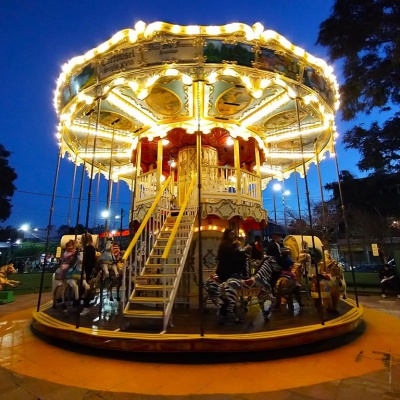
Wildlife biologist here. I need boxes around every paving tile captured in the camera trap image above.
[1,387,37,400]
[291,380,340,400]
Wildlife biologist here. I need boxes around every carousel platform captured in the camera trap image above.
[31,292,363,354]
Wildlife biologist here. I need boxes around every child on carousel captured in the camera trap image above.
[59,239,77,280]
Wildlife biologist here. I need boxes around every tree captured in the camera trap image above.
[317,1,400,174]
[0,144,17,222]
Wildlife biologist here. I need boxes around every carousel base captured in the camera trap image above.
[31,293,363,354]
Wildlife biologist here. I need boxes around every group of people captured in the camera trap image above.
[215,229,299,291]
[215,227,400,301]
[58,232,98,316]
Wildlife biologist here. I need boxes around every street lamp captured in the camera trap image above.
[273,184,291,234]
[282,189,290,234]
[19,224,41,241]
[101,210,110,232]
[273,183,282,228]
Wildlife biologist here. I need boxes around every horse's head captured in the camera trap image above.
[104,237,113,251]
[298,252,311,264]
[327,261,343,278]
[69,249,84,271]
[2,264,16,275]
[253,256,274,284]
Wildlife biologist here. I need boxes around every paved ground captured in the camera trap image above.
[0,292,400,399]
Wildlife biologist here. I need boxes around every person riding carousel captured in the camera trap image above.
[216,228,251,282]
[59,239,77,280]
[280,247,301,286]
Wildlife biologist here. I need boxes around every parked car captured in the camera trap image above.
[354,264,381,273]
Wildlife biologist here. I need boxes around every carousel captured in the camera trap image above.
[31,21,363,353]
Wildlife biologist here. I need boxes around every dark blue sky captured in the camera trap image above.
[1,0,364,230]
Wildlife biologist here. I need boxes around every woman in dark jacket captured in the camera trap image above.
[80,232,97,316]
[216,228,250,282]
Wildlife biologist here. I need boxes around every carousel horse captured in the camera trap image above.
[318,250,347,299]
[274,262,304,310]
[0,263,21,291]
[310,273,341,315]
[309,271,341,317]
[203,256,253,311]
[217,256,279,323]
[52,250,90,309]
[203,273,221,307]
[98,237,119,279]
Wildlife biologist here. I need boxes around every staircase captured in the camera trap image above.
[123,175,197,331]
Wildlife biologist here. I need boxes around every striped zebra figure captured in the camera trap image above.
[218,277,244,324]
[242,256,277,320]
[203,274,221,307]
[248,256,303,311]
[217,257,277,323]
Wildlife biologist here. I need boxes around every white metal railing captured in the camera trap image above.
[160,174,197,332]
[121,177,172,311]
[201,165,261,205]
[135,170,158,205]
[134,166,261,208]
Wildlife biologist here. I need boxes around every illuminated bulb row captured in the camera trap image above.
[77,152,129,159]
[106,92,157,129]
[264,123,327,144]
[69,122,132,144]
[194,226,225,233]
[264,151,315,159]
[241,92,290,127]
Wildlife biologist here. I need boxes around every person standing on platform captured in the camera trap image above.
[266,233,283,265]
[250,235,263,261]
[216,228,251,282]
[80,232,97,317]
[266,232,284,295]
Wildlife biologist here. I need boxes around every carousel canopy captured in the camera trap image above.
[54,21,339,187]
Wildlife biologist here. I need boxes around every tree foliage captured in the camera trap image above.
[0,144,17,222]
[317,1,400,174]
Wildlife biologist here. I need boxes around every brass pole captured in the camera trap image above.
[332,140,359,307]
[295,97,324,324]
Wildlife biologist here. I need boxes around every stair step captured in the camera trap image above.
[140,273,177,278]
[129,296,169,303]
[135,284,173,290]
[124,309,164,318]
[145,263,179,268]
[148,254,183,259]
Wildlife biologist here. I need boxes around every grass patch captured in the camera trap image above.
[4,273,53,296]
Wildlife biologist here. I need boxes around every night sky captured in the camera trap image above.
[1,0,365,231]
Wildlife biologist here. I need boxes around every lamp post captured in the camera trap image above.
[282,189,290,234]
[101,210,110,234]
[273,183,281,229]
[273,184,290,234]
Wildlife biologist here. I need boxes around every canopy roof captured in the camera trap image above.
[54,21,339,187]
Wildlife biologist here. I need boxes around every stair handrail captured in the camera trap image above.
[121,176,171,263]
[160,174,197,332]
[161,174,197,260]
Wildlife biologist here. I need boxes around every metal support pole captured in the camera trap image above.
[332,141,359,307]
[37,148,62,311]
[295,97,323,324]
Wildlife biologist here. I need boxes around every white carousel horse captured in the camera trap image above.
[98,237,119,279]
[0,264,21,291]
[52,250,90,308]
